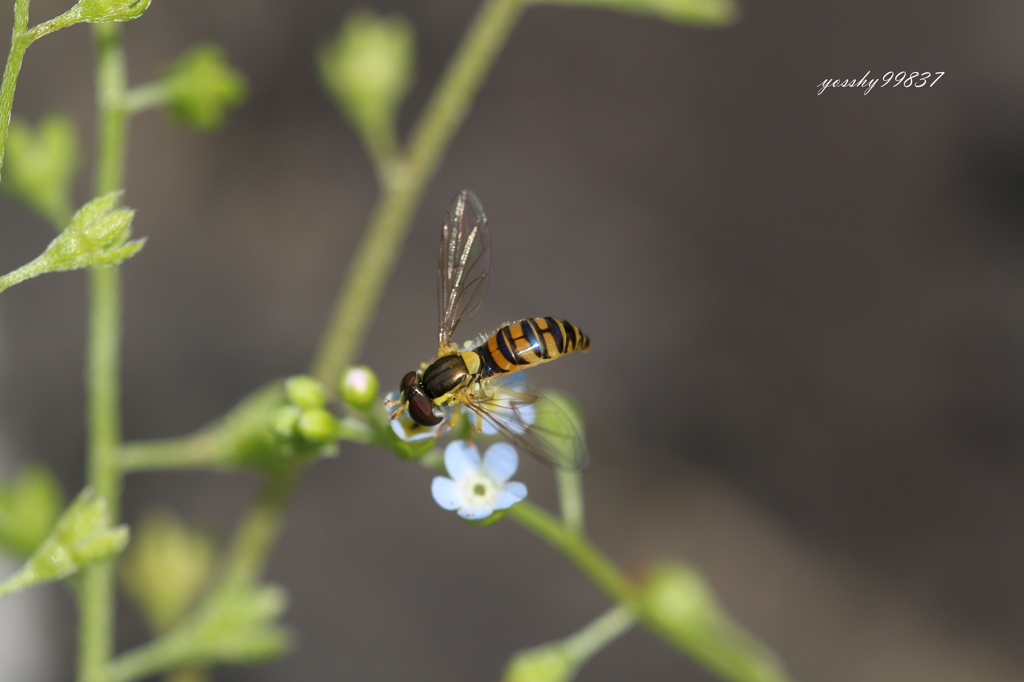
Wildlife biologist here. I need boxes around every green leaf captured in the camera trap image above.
[0,488,129,599]
[0,464,64,557]
[120,510,216,634]
[162,44,248,131]
[186,581,292,663]
[2,114,78,228]
[0,191,146,294]
[318,9,416,164]
[536,0,739,26]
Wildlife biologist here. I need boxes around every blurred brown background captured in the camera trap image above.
[1,0,1023,680]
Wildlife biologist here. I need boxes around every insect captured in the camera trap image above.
[389,190,591,470]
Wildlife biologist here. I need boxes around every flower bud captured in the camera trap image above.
[70,0,151,23]
[0,464,63,557]
[318,9,415,158]
[640,562,716,630]
[268,405,302,442]
[297,408,340,444]
[339,365,379,411]
[120,511,215,633]
[13,489,128,587]
[639,562,788,679]
[2,115,78,228]
[504,645,575,682]
[284,375,327,409]
[162,44,248,131]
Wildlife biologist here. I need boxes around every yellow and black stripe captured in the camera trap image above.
[473,317,590,379]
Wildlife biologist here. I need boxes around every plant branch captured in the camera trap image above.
[77,21,129,682]
[0,0,34,181]
[311,0,526,387]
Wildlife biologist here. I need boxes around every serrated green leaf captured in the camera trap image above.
[0,192,145,294]
[0,488,129,599]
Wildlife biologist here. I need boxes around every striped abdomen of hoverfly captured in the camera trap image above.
[472,317,590,380]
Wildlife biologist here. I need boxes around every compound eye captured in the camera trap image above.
[407,390,443,426]
[400,371,418,391]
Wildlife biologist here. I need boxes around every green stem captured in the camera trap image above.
[119,434,230,471]
[0,0,33,181]
[556,469,585,534]
[107,632,200,682]
[507,501,636,606]
[92,22,128,197]
[310,0,526,386]
[124,80,171,114]
[78,21,129,682]
[219,465,300,586]
[561,603,635,662]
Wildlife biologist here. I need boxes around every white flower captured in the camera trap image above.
[473,380,535,437]
[431,441,527,520]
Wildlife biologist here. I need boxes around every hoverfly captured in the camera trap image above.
[388,190,591,471]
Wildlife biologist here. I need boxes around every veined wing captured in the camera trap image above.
[438,190,490,350]
[463,384,588,471]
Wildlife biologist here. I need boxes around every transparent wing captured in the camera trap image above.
[463,384,588,471]
[438,190,490,349]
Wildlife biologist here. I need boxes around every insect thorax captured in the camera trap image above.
[421,353,472,402]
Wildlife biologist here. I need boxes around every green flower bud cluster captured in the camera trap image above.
[160,44,248,131]
[1,115,78,228]
[269,376,341,458]
[0,191,146,294]
[318,9,415,165]
[0,489,129,598]
[0,464,64,557]
[120,511,216,634]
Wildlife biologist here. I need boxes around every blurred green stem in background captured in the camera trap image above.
[77,20,129,682]
[311,0,525,387]
[195,0,532,626]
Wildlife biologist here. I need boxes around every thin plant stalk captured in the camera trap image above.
[77,20,129,682]
[216,0,530,596]
[311,0,525,387]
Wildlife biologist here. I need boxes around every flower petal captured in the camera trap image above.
[457,506,493,520]
[431,477,462,510]
[390,414,436,442]
[494,481,527,510]
[444,440,481,481]
[482,442,519,482]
